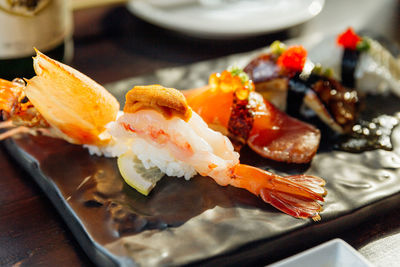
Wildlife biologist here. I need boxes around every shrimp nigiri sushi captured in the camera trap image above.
[0,50,120,154]
[109,85,327,220]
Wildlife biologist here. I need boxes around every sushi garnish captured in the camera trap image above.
[277,45,308,73]
[337,27,367,51]
[124,84,192,121]
[118,150,165,195]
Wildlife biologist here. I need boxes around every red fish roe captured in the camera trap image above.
[276,46,307,72]
[337,27,361,50]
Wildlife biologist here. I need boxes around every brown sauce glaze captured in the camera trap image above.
[310,77,360,133]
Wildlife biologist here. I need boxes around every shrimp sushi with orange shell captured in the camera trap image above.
[0,49,120,150]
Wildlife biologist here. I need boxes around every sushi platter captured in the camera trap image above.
[2,30,400,266]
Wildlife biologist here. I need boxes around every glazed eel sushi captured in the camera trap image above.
[244,41,361,134]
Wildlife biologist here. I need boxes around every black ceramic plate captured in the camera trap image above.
[4,41,400,266]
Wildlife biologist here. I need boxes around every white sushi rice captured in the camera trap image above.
[84,138,127,158]
[355,37,400,96]
[84,111,129,157]
[85,134,197,180]
[130,138,197,180]
[89,115,197,180]
[355,51,392,95]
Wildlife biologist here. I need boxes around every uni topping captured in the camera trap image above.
[124,85,192,121]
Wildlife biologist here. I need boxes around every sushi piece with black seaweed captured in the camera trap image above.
[244,41,361,134]
[337,27,400,96]
[287,68,361,134]
[244,41,307,111]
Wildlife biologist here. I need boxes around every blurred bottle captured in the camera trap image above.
[0,0,73,80]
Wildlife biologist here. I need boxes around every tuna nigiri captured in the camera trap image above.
[184,68,321,163]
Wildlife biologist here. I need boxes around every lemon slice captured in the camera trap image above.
[117,150,165,195]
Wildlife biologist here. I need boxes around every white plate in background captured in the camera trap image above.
[127,0,325,39]
[268,239,374,267]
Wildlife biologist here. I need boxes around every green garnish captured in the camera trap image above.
[311,63,334,78]
[356,38,371,52]
[228,65,250,85]
[270,40,287,56]
[312,64,323,75]
[323,68,334,78]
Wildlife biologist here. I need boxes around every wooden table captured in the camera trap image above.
[1,0,400,266]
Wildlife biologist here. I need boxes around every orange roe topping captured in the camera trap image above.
[337,27,361,50]
[209,69,255,100]
[276,46,307,72]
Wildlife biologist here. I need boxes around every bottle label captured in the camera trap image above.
[0,0,73,59]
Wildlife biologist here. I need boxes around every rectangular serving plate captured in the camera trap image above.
[3,34,400,266]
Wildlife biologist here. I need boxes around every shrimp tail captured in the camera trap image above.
[231,164,326,220]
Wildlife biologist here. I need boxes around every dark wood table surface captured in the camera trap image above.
[1,1,400,266]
